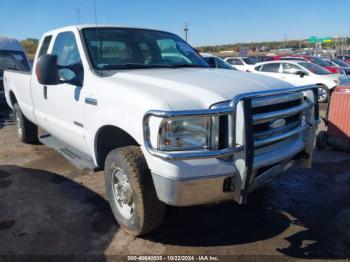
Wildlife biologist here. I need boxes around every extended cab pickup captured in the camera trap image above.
[4,25,319,236]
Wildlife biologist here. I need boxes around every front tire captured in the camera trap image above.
[13,103,38,144]
[104,146,166,236]
[318,85,330,103]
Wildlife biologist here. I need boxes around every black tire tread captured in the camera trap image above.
[13,103,38,144]
[105,146,165,236]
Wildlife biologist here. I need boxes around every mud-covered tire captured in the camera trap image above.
[316,131,328,150]
[104,146,166,236]
[13,103,38,144]
[318,85,330,103]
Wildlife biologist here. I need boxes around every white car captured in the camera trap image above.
[224,57,256,71]
[253,60,342,102]
[4,25,319,236]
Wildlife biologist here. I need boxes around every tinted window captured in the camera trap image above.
[38,35,52,58]
[215,57,235,69]
[282,63,303,74]
[0,50,30,76]
[309,57,328,67]
[227,58,243,65]
[332,59,349,67]
[52,31,82,81]
[82,28,208,70]
[261,63,280,73]
[299,62,332,75]
[242,57,255,65]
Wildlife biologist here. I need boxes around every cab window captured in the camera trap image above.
[51,31,82,82]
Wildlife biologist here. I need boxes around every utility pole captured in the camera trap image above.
[184,23,189,42]
[284,34,287,49]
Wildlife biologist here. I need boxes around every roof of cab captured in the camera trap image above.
[0,36,24,52]
[44,24,169,36]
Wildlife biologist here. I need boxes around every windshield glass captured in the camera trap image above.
[333,59,349,67]
[0,50,30,77]
[309,57,329,67]
[242,57,255,65]
[299,62,332,75]
[82,28,209,70]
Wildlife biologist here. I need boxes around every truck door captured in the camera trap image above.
[33,31,87,153]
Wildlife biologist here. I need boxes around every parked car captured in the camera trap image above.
[254,60,342,102]
[276,55,346,75]
[224,57,256,71]
[0,36,31,104]
[4,25,319,236]
[337,55,350,65]
[200,53,237,70]
[321,58,350,75]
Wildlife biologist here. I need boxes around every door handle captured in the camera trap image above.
[43,86,47,99]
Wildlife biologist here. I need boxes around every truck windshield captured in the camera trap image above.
[82,28,209,70]
[0,50,30,77]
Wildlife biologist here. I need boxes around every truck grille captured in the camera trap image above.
[251,92,311,155]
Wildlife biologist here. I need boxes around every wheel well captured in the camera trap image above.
[95,125,139,168]
[9,91,17,107]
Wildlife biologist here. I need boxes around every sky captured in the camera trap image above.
[1,0,349,46]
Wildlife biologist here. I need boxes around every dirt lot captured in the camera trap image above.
[0,105,350,260]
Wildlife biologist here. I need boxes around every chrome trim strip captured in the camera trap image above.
[254,124,310,148]
[254,121,300,139]
[143,85,318,160]
[253,102,313,124]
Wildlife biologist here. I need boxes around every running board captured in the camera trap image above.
[39,134,96,171]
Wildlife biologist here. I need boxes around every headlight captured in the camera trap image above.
[158,116,213,151]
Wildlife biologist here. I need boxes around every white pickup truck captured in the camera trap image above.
[3,25,319,236]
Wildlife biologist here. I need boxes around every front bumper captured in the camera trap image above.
[152,158,300,206]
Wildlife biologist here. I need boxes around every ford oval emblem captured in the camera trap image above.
[269,119,286,130]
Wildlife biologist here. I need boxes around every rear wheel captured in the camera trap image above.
[318,85,330,103]
[104,146,166,236]
[13,103,38,144]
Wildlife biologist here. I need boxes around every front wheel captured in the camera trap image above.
[104,146,166,236]
[318,85,330,103]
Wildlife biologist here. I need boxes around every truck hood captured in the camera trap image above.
[105,68,295,110]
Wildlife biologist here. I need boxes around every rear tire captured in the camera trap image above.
[13,103,38,144]
[318,85,330,103]
[104,146,166,236]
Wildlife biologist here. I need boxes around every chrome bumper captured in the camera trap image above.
[151,172,235,206]
[152,158,300,206]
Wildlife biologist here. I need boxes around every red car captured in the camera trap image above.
[276,55,345,74]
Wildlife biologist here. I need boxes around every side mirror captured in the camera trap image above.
[36,54,59,85]
[58,63,84,87]
[295,71,306,78]
[207,57,216,68]
[35,54,84,87]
